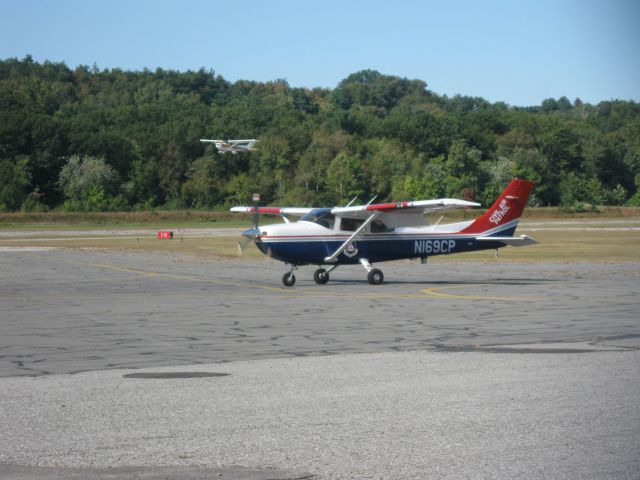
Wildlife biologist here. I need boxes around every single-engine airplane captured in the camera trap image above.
[200,138,259,154]
[231,179,537,286]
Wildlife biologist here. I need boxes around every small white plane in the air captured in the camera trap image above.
[231,179,538,286]
[200,138,259,154]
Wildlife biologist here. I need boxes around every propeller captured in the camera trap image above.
[238,207,261,255]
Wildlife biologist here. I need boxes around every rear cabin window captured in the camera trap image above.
[371,220,393,232]
[340,217,364,231]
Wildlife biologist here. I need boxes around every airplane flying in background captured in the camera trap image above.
[200,138,259,154]
[231,179,538,286]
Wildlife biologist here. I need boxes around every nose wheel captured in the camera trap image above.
[282,265,298,287]
[282,272,295,287]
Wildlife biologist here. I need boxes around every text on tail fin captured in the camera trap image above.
[460,179,534,235]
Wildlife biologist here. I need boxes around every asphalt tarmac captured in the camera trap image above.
[1,248,639,478]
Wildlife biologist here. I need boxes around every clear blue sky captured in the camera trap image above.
[1,0,638,106]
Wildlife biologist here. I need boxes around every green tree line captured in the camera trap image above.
[1,55,639,212]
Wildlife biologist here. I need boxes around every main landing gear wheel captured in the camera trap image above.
[313,268,329,284]
[282,272,296,287]
[367,268,384,285]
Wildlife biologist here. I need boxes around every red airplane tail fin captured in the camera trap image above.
[460,179,534,235]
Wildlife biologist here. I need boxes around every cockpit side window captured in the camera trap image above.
[338,217,394,232]
[301,209,335,229]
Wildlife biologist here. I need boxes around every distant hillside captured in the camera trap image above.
[1,56,639,211]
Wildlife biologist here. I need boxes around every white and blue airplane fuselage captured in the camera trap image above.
[232,179,537,286]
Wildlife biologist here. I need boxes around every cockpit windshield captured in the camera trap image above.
[301,208,335,229]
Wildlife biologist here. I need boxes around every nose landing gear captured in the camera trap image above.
[282,264,298,287]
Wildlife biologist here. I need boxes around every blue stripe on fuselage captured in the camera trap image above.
[256,236,509,265]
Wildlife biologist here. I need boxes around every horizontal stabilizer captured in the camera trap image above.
[475,235,538,247]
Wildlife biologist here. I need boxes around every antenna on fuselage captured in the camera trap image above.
[345,196,359,208]
[366,195,378,206]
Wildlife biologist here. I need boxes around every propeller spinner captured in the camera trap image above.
[238,208,261,254]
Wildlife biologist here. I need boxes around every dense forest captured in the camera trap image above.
[1,55,639,212]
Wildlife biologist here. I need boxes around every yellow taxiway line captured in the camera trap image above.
[37,253,542,302]
[421,284,540,301]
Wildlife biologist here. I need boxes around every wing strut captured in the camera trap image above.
[324,212,379,263]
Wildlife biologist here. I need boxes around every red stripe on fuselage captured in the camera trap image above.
[260,232,476,240]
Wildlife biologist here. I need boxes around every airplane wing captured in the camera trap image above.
[200,139,257,144]
[229,139,259,149]
[332,199,480,218]
[230,206,313,217]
